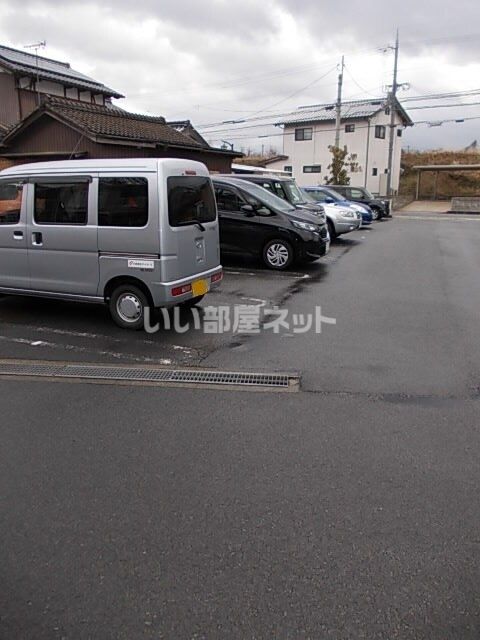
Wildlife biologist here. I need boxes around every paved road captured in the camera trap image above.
[1,216,480,639]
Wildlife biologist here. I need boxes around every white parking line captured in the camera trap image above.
[0,334,170,364]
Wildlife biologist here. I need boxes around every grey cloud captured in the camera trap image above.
[3,0,279,41]
[276,0,480,58]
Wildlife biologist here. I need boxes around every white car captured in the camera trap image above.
[322,202,362,239]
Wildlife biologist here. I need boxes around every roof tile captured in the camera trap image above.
[0,44,122,98]
[44,97,204,148]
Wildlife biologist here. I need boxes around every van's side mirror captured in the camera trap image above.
[241,204,255,216]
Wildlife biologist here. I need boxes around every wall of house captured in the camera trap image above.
[0,157,15,171]
[1,70,107,128]
[2,116,234,173]
[266,109,406,194]
[18,89,39,121]
[0,69,20,126]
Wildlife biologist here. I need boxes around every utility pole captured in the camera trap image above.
[386,30,399,198]
[334,56,344,149]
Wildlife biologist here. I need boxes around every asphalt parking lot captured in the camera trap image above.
[0,232,365,368]
[4,215,480,638]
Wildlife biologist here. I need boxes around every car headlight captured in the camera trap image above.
[339,210,355,218]
[291,220,318,232]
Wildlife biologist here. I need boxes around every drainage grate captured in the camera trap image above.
[0,360,299,391]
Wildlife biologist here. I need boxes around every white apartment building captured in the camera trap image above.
[265,98,412,194]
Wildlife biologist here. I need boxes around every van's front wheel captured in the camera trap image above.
[109,284,149,330]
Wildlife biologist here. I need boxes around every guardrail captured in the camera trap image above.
[450,197,480,213]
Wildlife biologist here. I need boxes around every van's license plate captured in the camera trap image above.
[192,279,209,296]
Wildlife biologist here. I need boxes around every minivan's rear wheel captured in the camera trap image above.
[263,239,293,270]
[109,284,150,330]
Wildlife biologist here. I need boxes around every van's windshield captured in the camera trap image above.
[168,176,216,227]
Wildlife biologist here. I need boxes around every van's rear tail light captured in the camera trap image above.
[211,272,223,284]
[184,170,197,175]
[171,284,192,297]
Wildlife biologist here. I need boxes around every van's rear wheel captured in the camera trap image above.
[109,284,149,330]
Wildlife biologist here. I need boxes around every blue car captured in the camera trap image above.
[303,186,374,226]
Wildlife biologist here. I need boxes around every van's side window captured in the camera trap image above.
[168,176,216,227]
[0,181,23,225]
[34,183,88,225]
[98,178,148,227]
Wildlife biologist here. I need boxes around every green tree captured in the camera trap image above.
[324,146,361,185]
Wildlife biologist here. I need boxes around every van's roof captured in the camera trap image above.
[220,173,295,182]
[0,158,209,177]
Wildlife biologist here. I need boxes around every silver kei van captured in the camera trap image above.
[0,158,223,329]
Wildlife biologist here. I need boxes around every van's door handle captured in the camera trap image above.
[32,232,43,246]
[13,231,24,240]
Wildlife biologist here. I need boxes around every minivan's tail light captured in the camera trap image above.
[211,272,223,284]
[171,284,192,297]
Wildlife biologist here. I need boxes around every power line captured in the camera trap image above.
[243,65,338,120]
[205,115,480,144]
[407,101,480,110]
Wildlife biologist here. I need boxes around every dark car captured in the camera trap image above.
[222,173,327,222]
[213,177,329,270]
[326,185,390,218]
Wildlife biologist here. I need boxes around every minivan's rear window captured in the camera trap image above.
[0,181,23,225]
[167,176,216,227]
[99,178,148,227]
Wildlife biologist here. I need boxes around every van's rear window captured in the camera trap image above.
[99,178,148,227]
[167,176,216,227]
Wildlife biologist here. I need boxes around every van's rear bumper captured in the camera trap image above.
[153,265,223,307]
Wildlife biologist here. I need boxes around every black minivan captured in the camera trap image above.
[213,177,329,270]
[226,173,327,221]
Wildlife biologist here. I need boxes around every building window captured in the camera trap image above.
[397,129,403,137]
[384,169,389,174]
[375,125,386,139]
[372,168,378,176]
[295,127,313,141]
[0,181,23,225]
[34,182,88,225]
[283,165,292,173]
[385,107,391,115]
[345,124,355,133]
[99,178,149,227]
[303,165,321,173]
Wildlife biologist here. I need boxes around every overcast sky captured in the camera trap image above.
[1,0,479,153]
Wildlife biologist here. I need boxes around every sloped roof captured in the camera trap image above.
[2,96,239,155]
[167,120,210,148]
[0,44,123,98]
[277,97,412,126]
[263,154,289,165]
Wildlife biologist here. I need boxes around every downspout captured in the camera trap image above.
[16,75,23,120]
[364,118,371,188]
